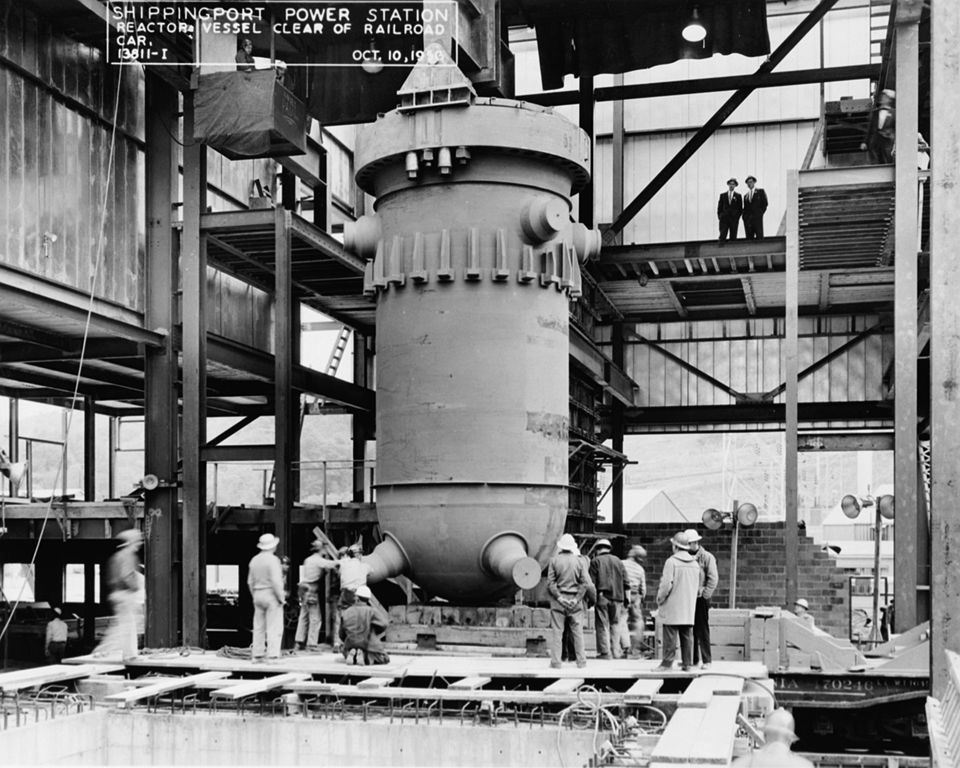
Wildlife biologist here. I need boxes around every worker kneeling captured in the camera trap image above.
[339,585,391,665]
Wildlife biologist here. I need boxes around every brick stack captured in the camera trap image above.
[598,522,854,638]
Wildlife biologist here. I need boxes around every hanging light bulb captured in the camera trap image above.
[361,39,384,75]
[682,6,707,44]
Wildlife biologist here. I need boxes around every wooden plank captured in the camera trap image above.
[679,676,744,708]
[747,617,764,661]
[105,672,231,708]
[709,609,752,626]
[649,708,707,762]
[385,625,555,648]
[763,616,780,672]
[210,673,309,700]
[709,626,746,646]
[624,678,663,702]
[781,616,863,670]
[0,663,124,693]
[712,646,745,662]
[356,677,395,689]
[283,682,625,706]
[686,696,742,764]
[448,676,491,690]
[543,678,584,694]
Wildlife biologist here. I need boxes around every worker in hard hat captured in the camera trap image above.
[656,531,702,670]
[339,585,391,665]
[295,539,337,651]
[247,533,285,661]
[731,708,813,767]
[590,538,630,659]
[793,598,815,629]
[94,528,143,662]
[620,545,647,658]
[684,528,718,669]
[547,533,592,668]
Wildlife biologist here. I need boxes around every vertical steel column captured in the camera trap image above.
[7,398,18,460]
[611,323,625,531]
[893,8,921,632]
[578,73,594,228]
[83,398,95,501]
[314,146,329,229]
[181,91,208,647]
[930,0,960,698]
[612,74,624,244]
[83,561,96,649]
[107,416,116,501]
[143,77,180,647]
[784,170,800,607]
[274,207,295,563]
[352,333,369,504]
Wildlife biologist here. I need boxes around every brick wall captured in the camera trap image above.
[598,522,854,637]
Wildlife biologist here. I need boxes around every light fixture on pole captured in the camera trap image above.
[702,500,759,608]
[361,39,384,75]
[838,493,893,645]
[682,6,707,44]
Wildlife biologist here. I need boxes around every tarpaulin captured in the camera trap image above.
[532,0,770,90]
[194,70,308,159]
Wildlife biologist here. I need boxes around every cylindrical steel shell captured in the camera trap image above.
[356,98,591,602]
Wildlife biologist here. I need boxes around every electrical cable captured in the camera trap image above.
[556,684,622,768]
[0,37,128,647]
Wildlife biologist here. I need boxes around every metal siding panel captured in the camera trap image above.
[648,342,665,407]
[797,336,813,401]
[848,336,867,401]
[23,77,39,277]
[810,335,829,403]
[664,342,683,407]
[829,335,848,402]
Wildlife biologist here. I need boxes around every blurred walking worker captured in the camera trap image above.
[95,528,143,661]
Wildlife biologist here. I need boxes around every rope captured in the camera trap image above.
[0,28,127,646]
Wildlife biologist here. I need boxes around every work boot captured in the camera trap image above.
[295,641,305,651]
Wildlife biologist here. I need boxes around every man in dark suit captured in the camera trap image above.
[717,178,743,242]
[742,175,769,239]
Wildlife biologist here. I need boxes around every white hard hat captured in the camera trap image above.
[683,528,703,543]
[257,533,280,550]
[794,598,809,610]
[117,529,143,547]
[355,585,373,600]
[595,538,612,551]
[557,534,578,552]
[763,708,798,743]
[672,532,691,550]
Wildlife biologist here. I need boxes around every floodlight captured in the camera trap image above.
[840,494,861,519]
[141,474,160,491]
[878,494,895,520]
[702,508,724,530]
[736,502,759,526]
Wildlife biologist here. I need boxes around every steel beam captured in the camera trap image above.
[622,402,892,428]
[143,76,180,648]
[607,0,841,239]
[797,433,894,452]
[893,11,921,633]
[274,207,295,565]
[181,92,208,648]
[83,397,96,501]
[930,0,960,699]
[8,398,18,460]
[785,170,801,607]
[201,444,276,463]
[520,65,880,107]
[352,333,373,503]
[611,323,625,531]
[579,72,595,228]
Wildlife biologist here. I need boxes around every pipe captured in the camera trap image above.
[480,533,541,590]
[363,532,410,583]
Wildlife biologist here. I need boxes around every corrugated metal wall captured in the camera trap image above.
[0,0,145,311]
[622,315,892,408]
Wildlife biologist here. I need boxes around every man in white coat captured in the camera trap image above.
[655,531,702,670]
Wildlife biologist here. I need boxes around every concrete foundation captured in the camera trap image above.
[2,710,595,766]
